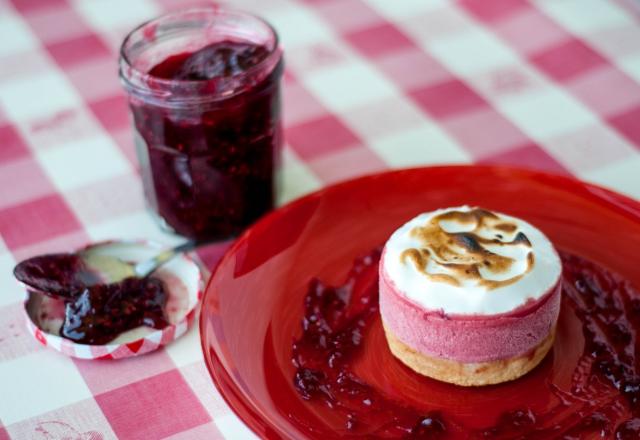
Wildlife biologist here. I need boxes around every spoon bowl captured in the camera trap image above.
[14,240,196,293]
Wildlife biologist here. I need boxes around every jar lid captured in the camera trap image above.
[21,240,204,360]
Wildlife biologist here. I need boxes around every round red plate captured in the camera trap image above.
[200,166,640,439]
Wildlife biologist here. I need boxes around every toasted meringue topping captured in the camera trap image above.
[399,208,534,290]
[382,206,561,315]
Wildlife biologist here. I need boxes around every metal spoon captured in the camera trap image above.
[14,240,197,295]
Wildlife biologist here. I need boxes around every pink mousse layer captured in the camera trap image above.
[379,252,562,364]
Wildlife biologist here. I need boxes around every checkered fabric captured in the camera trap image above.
[1,0,639,438]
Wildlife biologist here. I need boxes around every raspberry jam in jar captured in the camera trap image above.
[120,8,283,240]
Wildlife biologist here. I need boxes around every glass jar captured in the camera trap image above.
[119,8,283,240]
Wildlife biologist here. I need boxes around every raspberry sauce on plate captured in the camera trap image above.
[292,249,640,438]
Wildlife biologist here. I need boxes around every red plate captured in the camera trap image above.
[200,166,640,439]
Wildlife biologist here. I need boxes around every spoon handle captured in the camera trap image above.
[134,240,198,278]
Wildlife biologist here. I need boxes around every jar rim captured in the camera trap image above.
[119,6,282,105]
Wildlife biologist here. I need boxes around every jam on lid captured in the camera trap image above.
[58,276,169,345]
[16,253,170,345]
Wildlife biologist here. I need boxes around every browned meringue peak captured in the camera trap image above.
[400,208,534,290]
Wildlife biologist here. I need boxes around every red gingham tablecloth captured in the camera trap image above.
[1,0,640,438]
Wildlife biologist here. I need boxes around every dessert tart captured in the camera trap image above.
[379,206,562,386]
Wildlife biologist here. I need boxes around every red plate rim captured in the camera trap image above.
[198,164,640,438]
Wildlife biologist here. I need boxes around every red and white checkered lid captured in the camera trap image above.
[20,240,203,360]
